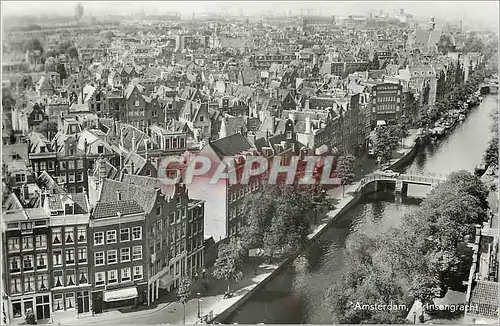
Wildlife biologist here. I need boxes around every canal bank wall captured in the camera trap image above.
[212,136,423,323]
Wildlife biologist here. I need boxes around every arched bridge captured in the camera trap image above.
[358,172,448,193]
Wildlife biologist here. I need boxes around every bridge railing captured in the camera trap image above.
[359,172,448,187]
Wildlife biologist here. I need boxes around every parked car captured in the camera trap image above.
[381,169,400,177]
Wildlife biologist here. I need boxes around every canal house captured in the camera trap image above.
[2,203,52,324]
[89,198,148,313]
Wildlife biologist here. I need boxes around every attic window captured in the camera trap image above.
[286,131,292,140]
[97,145,104,154]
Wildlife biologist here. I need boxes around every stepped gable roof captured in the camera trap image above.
[92,200,144,219]
[99,178,157,214]
[469,281,498,318]
[209,133,255,160]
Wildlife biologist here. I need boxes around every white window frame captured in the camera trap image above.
[120,228,130,242]
[132,227,142,240]
[120,248,131,262]
[107,250,117,264]
[95,272,105,286]
[132,246,142,260]
[108,270,118,284]
[133,266,143,280]
[121,267,131,282]
[94,232,104,245]
[106,230,117,244]
[94,252,104,266]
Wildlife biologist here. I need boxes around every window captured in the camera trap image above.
[8,238,20,252]
[120,228,130,242]
[78,248,87,263]
[65,293,75,309]
[107,250,117,264]
[93,271,106,288]
[94,232,104,245]
[77,226,86,243]
[65,228,74,244]
[66,249,75,264]
[23,255,34,271]
[121,268,131,282]
[199,116,205,122]
[59,161,66,170]
[66,269,76,286]
[132,227,142,240]
[108,270,118,284]
[23,275,35,293]
[134,100,139,107]
[76,172,83,182]
[10,277,22,295]
[53,294,63,311]
[53,250,62,266]
[94,252,104,266]
[132,246,142,260]
[35,235,47,248]
[156,206,162,216]
[37,274,48,291]
[53,271,63,288]
[97,145,104,154]
[36,253,47,270]
[120,248,130,262]
[68,161,75,169]
[106,230,117,244]
[9,257,21,273]
[133,266,143,280]
[78,268,88,284]
[22,236,33,250]
[52,228,62,245]
[76,160,83,169]
[15,174,26,183]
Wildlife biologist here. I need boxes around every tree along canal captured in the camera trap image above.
[223,95,496,324]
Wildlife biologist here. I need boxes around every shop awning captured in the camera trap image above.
[103,287,138,302]
[315,144,329,156]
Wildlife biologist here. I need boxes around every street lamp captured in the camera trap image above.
[197,293,202,318]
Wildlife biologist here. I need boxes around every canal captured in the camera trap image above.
[224,95,497,324]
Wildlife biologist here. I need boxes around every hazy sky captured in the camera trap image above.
[2,1,499,25]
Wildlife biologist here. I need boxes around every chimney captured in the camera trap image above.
[131,130,136,152]
[304,99,310,111]
[305,116,311,134]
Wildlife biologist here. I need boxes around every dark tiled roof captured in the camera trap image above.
[99,179,157,214]
[469,281,499,318]
[209,133,255,159]
[92,200,144,219]
[121,174,178,198]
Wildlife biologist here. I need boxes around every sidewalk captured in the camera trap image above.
[44,130,420,325]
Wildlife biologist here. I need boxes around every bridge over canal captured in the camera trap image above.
[358,172,448,194]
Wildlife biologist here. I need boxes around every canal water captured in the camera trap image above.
[224,95,497,324]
